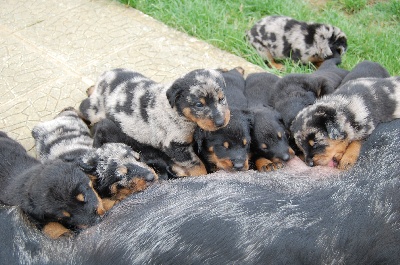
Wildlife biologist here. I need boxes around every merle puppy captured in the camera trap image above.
[0,132,105,239]
[246,15,347,69]
[32,108,157,208]
[291,76,400,169]
[79,68,230,177]
[1,119,399,264]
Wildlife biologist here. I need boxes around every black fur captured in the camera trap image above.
[0,132,103,234]
[0,119,399,264]
[339,60,390,86]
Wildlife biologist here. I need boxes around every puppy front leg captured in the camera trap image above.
[255,157,284,172]
[338,140,362,170]
[42,222,72,239]
[165,142,207,177]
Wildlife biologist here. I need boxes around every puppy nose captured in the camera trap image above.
[145,172,156,182]
[233,162,244,170]
[214,117,225,127]
[281,153,290,162]
[307,159,314,167]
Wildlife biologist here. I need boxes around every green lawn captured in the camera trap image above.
[121,0,399,75]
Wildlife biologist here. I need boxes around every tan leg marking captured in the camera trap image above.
[42,222,72,239]
[256,157,284,172]
[338,140,362,170]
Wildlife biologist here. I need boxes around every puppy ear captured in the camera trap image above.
[166,80,185,108]
[193,127,206,153]
[326,121,345,140]
[315,76,334,96]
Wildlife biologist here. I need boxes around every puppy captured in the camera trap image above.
[79,68,230,177]
[340,60,390,86]
[291,76,400,169]
[0,132,105,239]
[194,108,251,172]
[1,119,399,264]
[92,118,175,180]
[218,67,247,110]
[244,72,294,171]
[246,15,347,69]
[269,57,349,131]
[32,108,157,209]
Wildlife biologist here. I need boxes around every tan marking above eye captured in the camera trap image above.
[277,132,282,139]
[117,166,128,175]
[224,142,229,148]
[200,98,206,105]
[309,139,315,147]
[243,138,247,145]
[208,146,214,152]
[76,193,85,202]
[261,143,267,149]
[62,211,71,217]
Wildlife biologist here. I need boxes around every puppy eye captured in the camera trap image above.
[219,97,226,104]
[195,102,204,108]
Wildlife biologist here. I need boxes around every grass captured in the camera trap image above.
[120,0,399,75]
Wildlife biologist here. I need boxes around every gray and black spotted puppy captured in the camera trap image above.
[246,15,347,70]
[291,76,400,170]
[32,108,156,209]
[79,68,231,177]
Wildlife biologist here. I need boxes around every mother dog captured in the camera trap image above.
[79,68,230,177]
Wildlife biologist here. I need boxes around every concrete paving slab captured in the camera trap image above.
[0,0,263,157]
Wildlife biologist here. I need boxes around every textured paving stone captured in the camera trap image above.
[0,0,263,157]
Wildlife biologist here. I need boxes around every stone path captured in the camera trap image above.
[0,0,263,156]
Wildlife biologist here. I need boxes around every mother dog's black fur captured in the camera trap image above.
[1,119,399,264]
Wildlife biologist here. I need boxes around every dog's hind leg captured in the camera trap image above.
[338,140,362,170]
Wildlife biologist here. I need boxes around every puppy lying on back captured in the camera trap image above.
[268,57,348,131]
[0,132,105,239]
[246,15,347,69]
[291,76,400,169]
[339,60,390,86]
[79,68,230,177]
[32,108,157,209]
[244,72,294,171]
[194,67,251,172]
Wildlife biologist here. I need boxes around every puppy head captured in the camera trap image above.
[79,143,157,199]
[27,160,104,229]
[250,107,294,162]
[167,69,230,131]
[291,101,350,167]
[328,27,347,59]
[194,109,251,172]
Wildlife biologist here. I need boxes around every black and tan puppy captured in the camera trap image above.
[244,72,294,171]
[1,119,399,264]
[246,15,347,70]
[291,76,400,169]
[339,60,390,86]
[218,67,247,110]
[194,108,251,172]
[268,57,348,131]
[32,108,157,209]
[0,132,105,239]
[79,68,230,177]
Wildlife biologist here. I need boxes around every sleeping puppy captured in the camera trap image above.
[92,118,175,180]
[243,71,280,107]
[1,119,399,264]
[218,67,247,110]
[0,132,105,239]
[32,108,157,209]
[268,57,348,131]
[339,60,390,86]
[194,108,251,172]
[246,15,347,70]
[291,76,400,169]
[79,68,230,177]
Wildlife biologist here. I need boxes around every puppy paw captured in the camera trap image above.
[42,222,73,239]
[256,158,284,172]
[338,141,362,170]
[102,198,118,211]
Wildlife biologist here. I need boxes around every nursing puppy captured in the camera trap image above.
[79,68,230,177]
[32,108,157,208]
[0,132,104,239]
[246,15,347,70]
[339,60,390,86]
[269,57,348,131]
[244,72,294,171]
[1,119,399,264]
[194,108,251,172]
[291,76,400,169]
